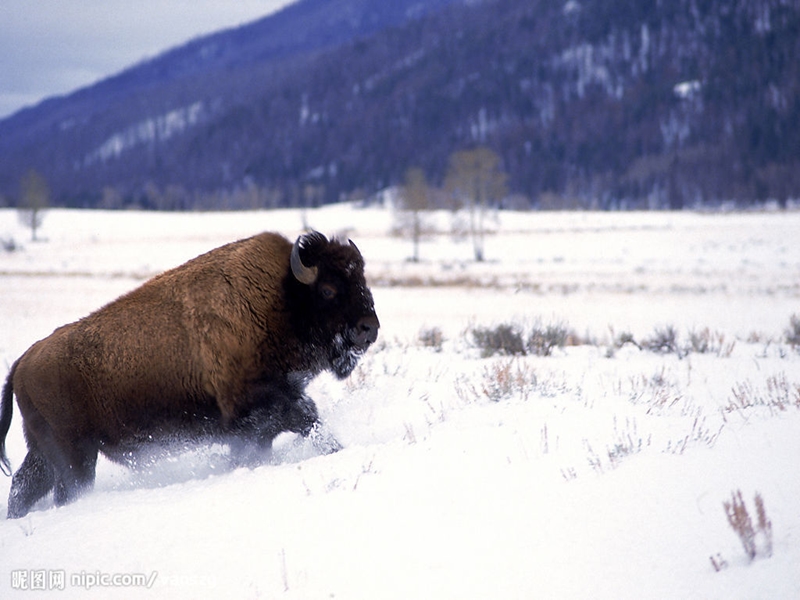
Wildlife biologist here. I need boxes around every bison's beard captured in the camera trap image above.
[329,332,366,379]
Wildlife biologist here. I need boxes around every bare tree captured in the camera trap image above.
[18,169,50,241]
[445,147,507,261]
[396,167,431,262]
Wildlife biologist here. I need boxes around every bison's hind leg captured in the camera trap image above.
[7,439,98,518]
[7,448,55,519]
[51,441,98,509]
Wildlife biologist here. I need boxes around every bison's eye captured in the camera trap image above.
[320,283,337,301]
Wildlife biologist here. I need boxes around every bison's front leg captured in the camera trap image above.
[284,395,343,455]
[226,380,339,467]
[226,403,290,468]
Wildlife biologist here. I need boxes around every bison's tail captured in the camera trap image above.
[0,360,17,476]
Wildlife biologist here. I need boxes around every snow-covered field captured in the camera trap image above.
[1,206,799,599]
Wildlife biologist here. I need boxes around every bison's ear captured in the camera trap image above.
[291,232,326,285]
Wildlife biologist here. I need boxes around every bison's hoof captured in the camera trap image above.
[306,426,343,455]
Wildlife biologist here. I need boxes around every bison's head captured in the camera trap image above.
[288,231,379,379]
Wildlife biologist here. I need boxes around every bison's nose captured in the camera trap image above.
[353,315,380,348]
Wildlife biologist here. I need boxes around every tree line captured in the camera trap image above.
[3,148,509,261]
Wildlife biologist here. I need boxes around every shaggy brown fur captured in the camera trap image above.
[0,231,379,518]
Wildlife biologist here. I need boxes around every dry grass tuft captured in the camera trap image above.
[479,359,537,402]
[725,373,800,415]
[454,358,538,403]
[723,490,773,562]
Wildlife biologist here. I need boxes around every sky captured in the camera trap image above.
[0,0,297,121]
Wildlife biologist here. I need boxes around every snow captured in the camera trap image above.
[1,206,799,598]
[85,102,205,165]
[674,80,702,99]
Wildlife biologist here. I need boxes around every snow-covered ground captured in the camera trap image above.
[1,206,799,598]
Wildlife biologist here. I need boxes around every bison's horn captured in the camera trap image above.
[291,235,319,285]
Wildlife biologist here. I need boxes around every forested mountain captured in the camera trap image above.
[1,0,798,210]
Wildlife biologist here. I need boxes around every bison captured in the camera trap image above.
[0,230,379,518]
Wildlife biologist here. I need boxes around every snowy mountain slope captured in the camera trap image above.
[2,0,799,209]
[0,206,799,598]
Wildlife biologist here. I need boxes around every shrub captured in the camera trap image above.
[642,325,681,355]
[471,323,526,358]
[1,237,18,252]
[606,330,641,358]
[786,314,800,347]
[527,321,570,357]
[687,328,736,357]
[615,331,640,349]
[470,319,574,358]
[418,326,444,351]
